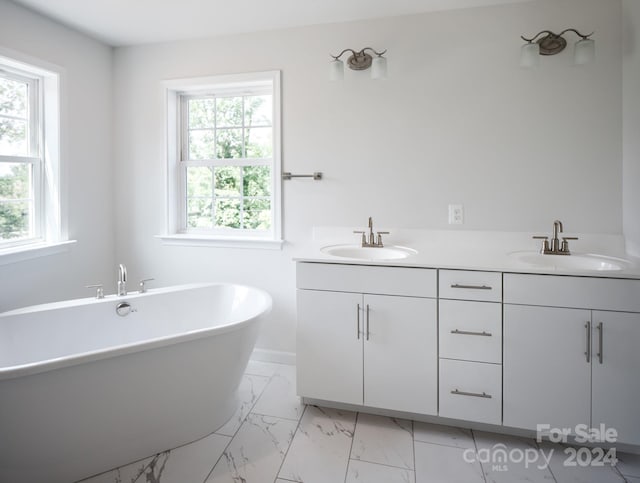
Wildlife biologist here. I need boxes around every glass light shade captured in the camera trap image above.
[371,56,388,80]
[520,42,540,68]
[329,59,344,81]
[574,38,595,65]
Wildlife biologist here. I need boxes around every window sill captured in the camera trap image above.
[0,240,77,266]
[156,234,284,250]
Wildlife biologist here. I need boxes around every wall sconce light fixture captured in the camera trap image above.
[329,47,387,81]
[520,29,595,68]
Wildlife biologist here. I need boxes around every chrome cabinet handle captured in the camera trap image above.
[597,322,603,364]
[450,284,492,290]
[451,329,492,337]
[366,304,370,341]
[451,389,492,399]
[585,322,591,363]
[357,304,361,340]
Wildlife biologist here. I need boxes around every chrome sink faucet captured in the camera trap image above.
[532,220,579,255]
[354,217,390,248]
[117,264,128,296]
[551,220,563,253]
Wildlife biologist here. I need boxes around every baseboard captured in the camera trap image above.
[251,348,296,365]
[301,397,640,454]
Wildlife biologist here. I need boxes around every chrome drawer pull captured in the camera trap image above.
[450,284,492,290]
[451,389,492,399]
[357,304,361,340]
[451,329,492,337]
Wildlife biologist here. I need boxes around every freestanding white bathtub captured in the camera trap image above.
[0,283,271,483]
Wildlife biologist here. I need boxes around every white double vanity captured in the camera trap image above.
[295,227,640,447]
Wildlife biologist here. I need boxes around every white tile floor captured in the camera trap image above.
[79,362,638,483]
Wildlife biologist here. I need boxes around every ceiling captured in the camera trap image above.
[10,0,533,47]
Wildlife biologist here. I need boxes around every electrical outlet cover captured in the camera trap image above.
[448,204,464,224]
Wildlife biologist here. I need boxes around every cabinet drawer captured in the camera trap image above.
[439,359,502,425]
[439,270,502,302]
[296,262,436,298]
[504,274,640,312]
[439,300,502,364]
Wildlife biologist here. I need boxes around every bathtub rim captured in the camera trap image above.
[0,282,271,381]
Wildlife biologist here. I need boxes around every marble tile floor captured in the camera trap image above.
[79,361,639,483]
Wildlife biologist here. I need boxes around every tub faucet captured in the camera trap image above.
[118,264,128,296]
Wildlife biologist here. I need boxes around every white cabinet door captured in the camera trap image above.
[503,305,591,431]
[591,311,640,445]
[363,294,437,415]
[296,290,363,405]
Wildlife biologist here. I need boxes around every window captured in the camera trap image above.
[163,71,281,248]
[0,68,41,246]
[0,54,65,261]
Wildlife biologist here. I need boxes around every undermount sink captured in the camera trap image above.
[508,251,630,271]
[321,244,417,261]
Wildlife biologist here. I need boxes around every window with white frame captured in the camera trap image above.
[0,68,41,245]
[0,55,62,256]
[166,71,281,246]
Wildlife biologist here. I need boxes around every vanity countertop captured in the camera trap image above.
[293,228,640,279]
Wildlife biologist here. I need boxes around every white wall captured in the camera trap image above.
[623,0,640,257]
[0,0,114,311]
[113,0,622,355]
